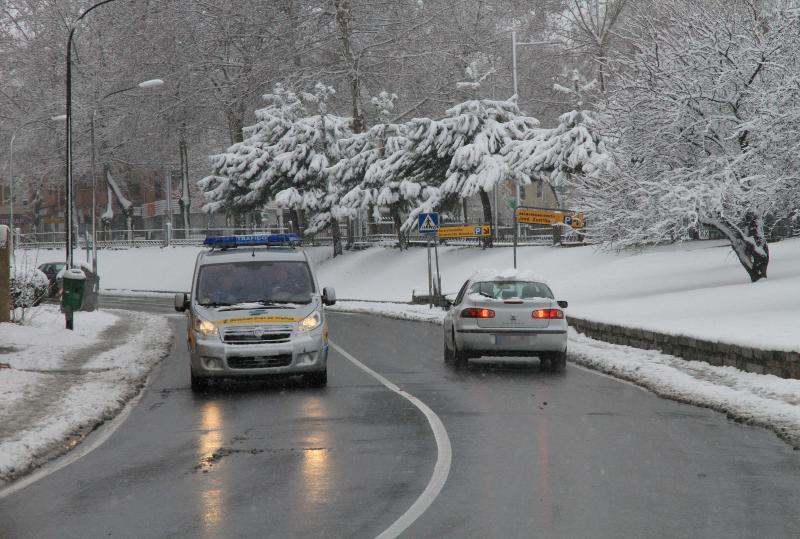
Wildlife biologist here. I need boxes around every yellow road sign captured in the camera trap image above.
[516,208,585,229]
[437,225,492,238]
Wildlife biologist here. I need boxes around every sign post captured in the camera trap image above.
[417,213,440,308]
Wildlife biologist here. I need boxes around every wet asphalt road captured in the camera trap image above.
[2,296,800,538]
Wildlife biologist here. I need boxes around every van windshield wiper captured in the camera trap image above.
[198,301,234,307]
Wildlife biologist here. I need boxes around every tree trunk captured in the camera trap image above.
[367,204,378,235]
[346,217,354,249]
[330,216,343,257]
[178,139,191,237]
[390,204,406,250]
[479,190,493,248]
[334,0,365,133]
[704,212,769,282]
[227,104,245,144]
[290,209,303,238]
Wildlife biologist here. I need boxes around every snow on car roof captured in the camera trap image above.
[470,268,547,283]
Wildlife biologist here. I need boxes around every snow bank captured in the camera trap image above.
[0,306,172,483]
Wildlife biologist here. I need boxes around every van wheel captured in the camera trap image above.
[305,370,328,387]
[190,371,210,392]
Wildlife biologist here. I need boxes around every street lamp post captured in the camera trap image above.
[64,0,119,330]
[89,78,163,273]
[510,31,560,209]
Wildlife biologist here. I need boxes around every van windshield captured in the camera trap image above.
[196,261,315,306]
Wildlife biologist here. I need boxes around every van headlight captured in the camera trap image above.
[193,315,219,338]
[298,311,322,332]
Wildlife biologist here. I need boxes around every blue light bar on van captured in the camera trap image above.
[203,234,300,248]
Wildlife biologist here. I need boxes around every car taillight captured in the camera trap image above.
[532,309,563,319]
[461,308,495,318]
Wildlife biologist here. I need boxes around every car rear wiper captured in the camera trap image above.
[477,291,495,299]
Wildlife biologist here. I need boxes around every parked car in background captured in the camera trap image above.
[38,262,66,297]
[443,269,569,370]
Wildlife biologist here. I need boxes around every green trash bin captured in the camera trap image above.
[61,268,86,312]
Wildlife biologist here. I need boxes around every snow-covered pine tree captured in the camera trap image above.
[335,92,414,249]
[268,84,353,257]
[503,70,607,209]
[503,109,607,206]
[198,84,306,230]
[381,97,537,247]
[437,97,539,246]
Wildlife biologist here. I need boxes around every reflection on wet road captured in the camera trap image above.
[198,402,224,533]
[0,299,798,539]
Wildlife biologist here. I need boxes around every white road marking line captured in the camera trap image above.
[329,341,452,539]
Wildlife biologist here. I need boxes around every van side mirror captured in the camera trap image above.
[174,292,190,312]
[557,300,568,309]
[322,287,336,306]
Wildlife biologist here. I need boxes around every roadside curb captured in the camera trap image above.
[568,317,800,380]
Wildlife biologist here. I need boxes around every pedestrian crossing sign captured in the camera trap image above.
[417,212,440,235]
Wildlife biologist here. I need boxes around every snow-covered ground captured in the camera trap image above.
[0,306,172,485]
[23,238,800,352]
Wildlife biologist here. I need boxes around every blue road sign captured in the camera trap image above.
[417,212,440,235]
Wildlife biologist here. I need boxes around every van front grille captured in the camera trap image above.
[227,354,293,369]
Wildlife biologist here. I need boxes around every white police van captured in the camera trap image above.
[174,234,336,390]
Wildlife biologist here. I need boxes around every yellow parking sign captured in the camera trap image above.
[437,225,492,238]
[516,208,584,229]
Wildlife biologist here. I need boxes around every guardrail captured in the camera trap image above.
[16,225,590,250]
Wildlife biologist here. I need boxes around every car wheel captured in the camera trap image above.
[453,339,469,369]
[444,332,455,363]
[190,370,211,392]
[549,350,567,371]
[305,369,328,387]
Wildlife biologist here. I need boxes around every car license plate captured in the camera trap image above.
[495,335,529,346]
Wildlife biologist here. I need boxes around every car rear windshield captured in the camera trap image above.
[196,261,315,306]
[469,281,554,300]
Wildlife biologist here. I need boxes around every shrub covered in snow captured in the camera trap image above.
[11,267,48,309]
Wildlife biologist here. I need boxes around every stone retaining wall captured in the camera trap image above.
[568,316,800,380]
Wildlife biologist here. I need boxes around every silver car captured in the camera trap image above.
[443,270,569,369]
[175,235,336,390]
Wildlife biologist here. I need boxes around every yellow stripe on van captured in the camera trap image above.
[216,316,302,325]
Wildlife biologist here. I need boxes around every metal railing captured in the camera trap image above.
[15,224,589,250]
